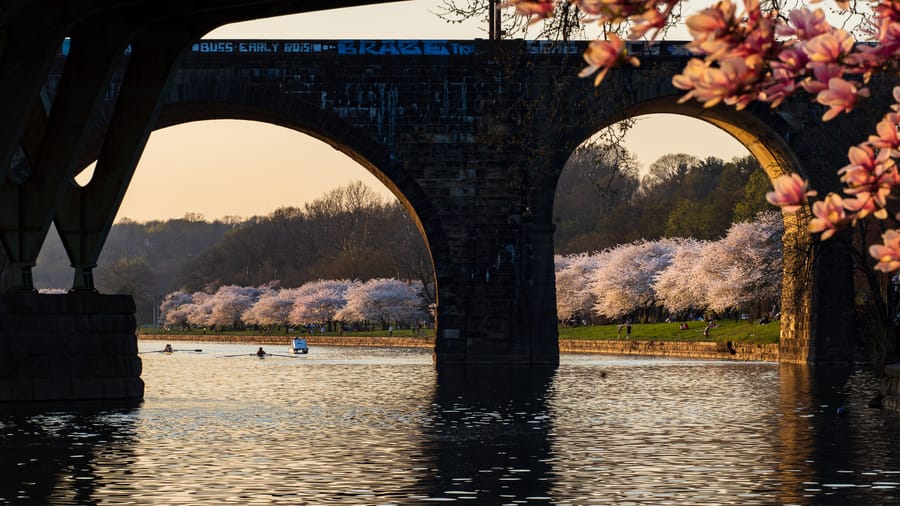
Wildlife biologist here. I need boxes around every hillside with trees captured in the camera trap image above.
[553,144,770,253]
[31,181,431,325]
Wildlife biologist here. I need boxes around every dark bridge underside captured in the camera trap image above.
[0,0,867,401]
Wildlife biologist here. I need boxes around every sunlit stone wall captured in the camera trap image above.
[0,292,143,402]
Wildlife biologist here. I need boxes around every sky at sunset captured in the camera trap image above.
[113,0,750,222]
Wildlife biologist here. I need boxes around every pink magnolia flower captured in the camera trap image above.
[841,144,893,182]
[674,56,759,109]
[632,7,668,39]
[868,116,900,155]
[759,73,797,107]
[870,229,900,272]
[686,1,736,42]
[765,173,817,213]
[809,192,848,239]
[800,63,843,95]
[776,8,830,40]
[843,194,890,220]
[816,77,869,121]
[579,34,639,85]
[804,29,855,64]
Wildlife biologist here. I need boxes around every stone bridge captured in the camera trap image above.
[1,17,870,400]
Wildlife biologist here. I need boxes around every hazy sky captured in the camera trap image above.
[112,0,750,222]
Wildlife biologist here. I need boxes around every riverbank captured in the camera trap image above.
[140,334,779,362]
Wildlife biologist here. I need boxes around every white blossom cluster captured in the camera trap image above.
[160,278,428,329]
[555,212,784,320]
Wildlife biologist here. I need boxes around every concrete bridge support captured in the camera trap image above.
[0,292,142,402]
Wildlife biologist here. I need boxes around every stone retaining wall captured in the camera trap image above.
[560,339,779,361]
[141,334,779,362]
[0,292,144,402]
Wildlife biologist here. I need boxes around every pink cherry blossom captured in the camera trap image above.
[870,229,900,272]
[765,173,816,213]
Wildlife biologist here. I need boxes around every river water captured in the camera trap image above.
[2,342,900,505]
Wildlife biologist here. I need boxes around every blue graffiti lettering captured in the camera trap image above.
[193,41,234,53]
[423,41,449,55]
[398,41,422,55]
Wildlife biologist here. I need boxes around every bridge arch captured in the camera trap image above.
[73,88,451,339]
[539,93,822,363]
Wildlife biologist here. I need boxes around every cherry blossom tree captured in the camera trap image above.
[242,287,301,331]
[700,211,784,313]
[336,278,427,329]
[502,0,900,271]
[198,285,263,329]
[651,238,708,315]
[555,252,601,322]
[589,239,677,319]
[288,279,358,328]
[184,291,213,328]
[160,290,194,329]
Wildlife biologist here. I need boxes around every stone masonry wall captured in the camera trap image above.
[0,292,143,402]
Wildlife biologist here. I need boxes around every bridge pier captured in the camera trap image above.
[0,292,143,402]
[432,221,559,366]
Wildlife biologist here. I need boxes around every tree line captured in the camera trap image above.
[161,278,429,333]
[30,181,432,325]
[553,145,771,253]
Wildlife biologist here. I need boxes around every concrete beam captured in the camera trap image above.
[56,25,195,290]
[0,4,69,183]
[0,15,134,289]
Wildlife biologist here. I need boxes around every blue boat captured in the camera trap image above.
[289,337,309,354]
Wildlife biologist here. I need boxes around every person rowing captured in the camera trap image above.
[163,344,173,353]
[256,347,267,358]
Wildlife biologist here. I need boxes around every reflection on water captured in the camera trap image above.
[1,342,899,504]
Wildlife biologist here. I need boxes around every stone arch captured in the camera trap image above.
[538,93,818,362]
[78,87,449,336]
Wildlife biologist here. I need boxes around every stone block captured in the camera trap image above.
[124,377,145,399]
[7,379,34,401]
[0,314,20,335]
[19,314,78,336]
[102,377,127,398]
[32,378,73,400]
[29,356,52,378]
[71,377,104,399]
